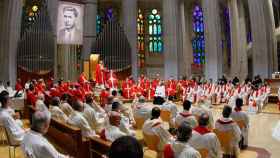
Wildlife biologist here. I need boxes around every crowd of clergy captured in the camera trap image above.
[0,69,272,158]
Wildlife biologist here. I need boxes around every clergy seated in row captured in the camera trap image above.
[108,136,143,158]
[35,93,48,112]
[161,96,178,120]
[172,100,198,128]
[132,96,154,121]
[190,113,221,158]
[83,94,106,134]
[215,106,241,156]
[110,101,135,136]
[231,98,249,149]
[101,111,127,142]
[67,100,97,139]
[0,91,26,145]
[142,107,173,151]
[60,93,74,117]
[49,97,69,123]
[191,99,214,129]
[163,122,201,158]
[21,111,70,158]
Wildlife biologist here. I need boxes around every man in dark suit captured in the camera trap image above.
[58,6,82,45]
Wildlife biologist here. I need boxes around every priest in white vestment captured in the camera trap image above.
[60,94,74,116]
[21,110,69,158]
[143,107,173,151]
[215,106,241,156]
[173,100,198,128]
[83,95,106,133]
[231,98,249,149]
[163,121,201,158]
[49,97,68,123]
[132,96,154,121]
[67,100,97,139]
[100,111,126,142]
[0,91,25,145]
[189,113,221,158]
[161,96,178,120]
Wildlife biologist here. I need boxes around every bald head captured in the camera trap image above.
[198,113,209,127]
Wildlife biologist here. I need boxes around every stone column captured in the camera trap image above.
[0,0,22,86]
[82,0,97,60]
[248,0,274,78]
[229,0,248,80]
[122,0,138,80]
[178,1,192,78]
[163,0,179,79]
[202,0,223,81]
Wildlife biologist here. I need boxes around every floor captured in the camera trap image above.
[0,104,280,158]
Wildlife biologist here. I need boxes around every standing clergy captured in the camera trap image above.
[189,113,221,158]
[231,98,249,149]
[21,111,70,158]
[163,122,201,158]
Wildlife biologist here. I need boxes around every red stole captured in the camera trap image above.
[194,126,211,135]
[163,144,175,158]
[234,107,242,112]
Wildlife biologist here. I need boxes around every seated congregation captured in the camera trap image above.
[0,75,254,158]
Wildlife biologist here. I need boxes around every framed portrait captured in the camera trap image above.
[57,1,84,45]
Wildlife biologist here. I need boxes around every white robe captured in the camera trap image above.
[155,85,166,98]
[215,117,241,155]
[104,125,126,142]
[189,130,221,158]
[0,108,25,145]
[83,103,106,133]
[231,110,249,146]
[161,101,178,119]
[132,102,153,120]
[59,101,73,116]
[191,106,214,129]
[173,111,198,128]
[21,130,68,158]
[49,106,68,123]
[142,118,172,150]
[67,111,96,139]
[166,141,201,158]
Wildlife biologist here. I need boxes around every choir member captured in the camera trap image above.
[59,93,73,116]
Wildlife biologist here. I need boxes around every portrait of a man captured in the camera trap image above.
[57,2,84,45]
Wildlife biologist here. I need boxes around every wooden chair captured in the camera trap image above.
[0,125,6,145]
[213,129,235,157]
[4,127,20,158]
[143,132,160,151]
[46,118,90,158]
[89,136,112,158]
[134,117,145,129]
[198,148,209,158]
[160,110,171,122]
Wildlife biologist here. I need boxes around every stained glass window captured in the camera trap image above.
[148,9,163,53]
[192,5,205,64]
[137,9,145,68]
[96,15,102,34]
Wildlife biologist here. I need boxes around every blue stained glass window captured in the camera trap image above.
[148,9,163,53]
[192,5,205,64]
